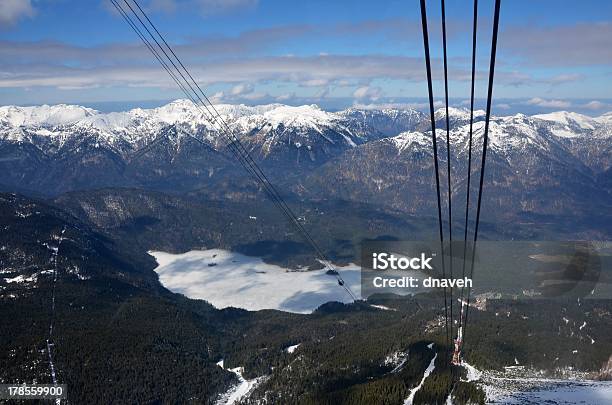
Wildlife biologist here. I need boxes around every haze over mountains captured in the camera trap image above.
[0,100,610,238]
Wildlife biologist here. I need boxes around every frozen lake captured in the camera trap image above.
[151,249,361,313]
[494,380,612,404]
[482,375,612,404]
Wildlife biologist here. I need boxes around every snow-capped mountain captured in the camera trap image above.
[531,111,612,173]
[295,107,610,230]
[0,104,97,127]
[2,100,608,165]
[434,106,486,130]
[0,100,428,195]
[381,109,610,174]
[0,100,610,229]
[0,100,426,168]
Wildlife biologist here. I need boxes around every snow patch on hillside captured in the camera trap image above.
[371,304,397,311]
[285,344,301,354]
[390,131,430,152]
[215,361,265,405]
[385,351,408,372]
[404,344,436,405]
[462,361,482,382]
[4,274,37,284]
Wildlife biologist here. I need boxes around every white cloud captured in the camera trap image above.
[143,0,258,16]
[276,93,294,101]
[211,91,224,102]
[503,22,612,66]
[0,0,35,26]
[353,86,382,101]
[526,97,571,108]
[230,83,254,96]
[210,84,267,103]
[241,91,268,100]
[546,73,583,84]
[581,100,606,110]
[301,79,329,87]
[0,52,432,91]
[314,87,329,98]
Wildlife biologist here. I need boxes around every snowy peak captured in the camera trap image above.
[261,104,336,131]
[230,104,357,154]
[433,106,486,130]
[148,100,281,125]
[149,99,203,124]
[339,106,422,120]
[434,106,468,119]
[596,111,612,124]
[533,111,601,139]
[0,104,97,127]
[400,114,544,156]
[388,131,430,152]
[77,99,214,132]
[534,111,597,130]
[434,106,486,120]
[214,103,283,119]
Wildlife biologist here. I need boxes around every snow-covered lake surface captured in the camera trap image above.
[151,249,361,313]
[470,361,612,404]
[490,380,612,404]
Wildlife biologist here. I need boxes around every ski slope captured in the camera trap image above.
[215,361,265,405]
[404,343,437,405]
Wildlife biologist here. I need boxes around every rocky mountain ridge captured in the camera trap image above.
[0,102,609,237]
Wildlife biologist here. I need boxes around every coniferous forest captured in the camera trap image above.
[2,192,611,404]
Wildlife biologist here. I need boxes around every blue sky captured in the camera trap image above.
[0,0,611,114]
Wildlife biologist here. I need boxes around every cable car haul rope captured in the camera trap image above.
[419,0,501,366]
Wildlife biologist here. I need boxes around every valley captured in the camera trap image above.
[0,101,611,404]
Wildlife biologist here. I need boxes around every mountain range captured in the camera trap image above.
[0,100,610,238]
